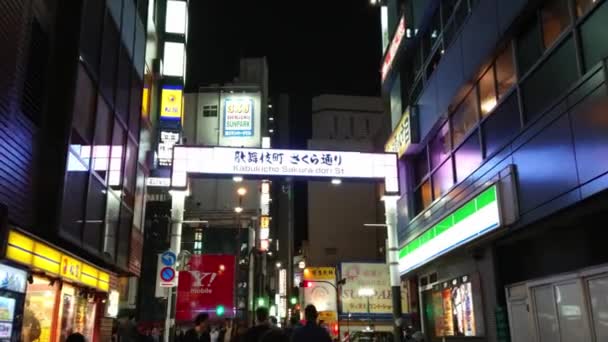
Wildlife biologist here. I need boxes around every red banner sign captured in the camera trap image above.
[176,254,235,321]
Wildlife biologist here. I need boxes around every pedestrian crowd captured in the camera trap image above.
[175,304,333,342]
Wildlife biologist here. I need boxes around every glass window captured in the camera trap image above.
[72,64,96,143]
[390,75,403,129]
[79,0,104,77]
[99,13,119,106]
[129,71,142,138]
[576,0,596,17]
[103,189,121,261]
[132,167,145,231]
[415,180,433,213]
[588,276,608,341]
[554,282,586,342]
[23,276,58,341]
[432,158,454,199]
[522,37,577,122]
[451,88,479,146]
[430,122,451,169]
[426,48,443,79]
[495,44,516,98]
[93,95,112,183]
[482,93,520,157]
[115,45,131,123]
[83,176,106,252]
[116,205,133,268]
[349,117,355,138]
[541,0,570,49]
[479,66,497,117]
[109,120,126,187]
[580,0,608,70]
[123,139,138,207]
[203,105,218,117]
[61,162,87,241]
[534,286,560,342]
[454,130,482,183]
[517,17,543,77]
[414,147,429,185]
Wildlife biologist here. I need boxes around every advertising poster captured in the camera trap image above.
[0,322,11,339]
[59,293,75,341]
[340,263,392,314]
[223,97,254,137]
[452,282,475,336]
[23,278,56,342]
[441,288,455,336]
[303,267,337,312]
[0,297,14,322]
[176,255,235,321]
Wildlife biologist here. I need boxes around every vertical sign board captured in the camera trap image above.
[223,97,254,137]
[160,85,183,121]
[157,250,177,290]
[176,255,235,321]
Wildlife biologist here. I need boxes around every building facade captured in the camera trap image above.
[306,95,387,267]
[0,0,157,340]
[380,0,608,341]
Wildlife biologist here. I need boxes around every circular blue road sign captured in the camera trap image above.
[160,267,175,282]
[161,251,177,266]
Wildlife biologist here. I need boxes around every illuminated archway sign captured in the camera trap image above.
[170,146,400,194]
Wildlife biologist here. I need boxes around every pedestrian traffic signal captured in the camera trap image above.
[257,297,266,307]
[290,296,297,305]
[216,305,225,316]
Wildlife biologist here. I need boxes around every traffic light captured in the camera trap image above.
[299,281,312,288]
[290,296,297,305]
[332,323,339,335]
[257,297,266,307]
[216,305,225,316]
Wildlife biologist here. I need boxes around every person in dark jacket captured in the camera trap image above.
[291,305,332,342]
[183,313,212,342]
[242,307,271,342]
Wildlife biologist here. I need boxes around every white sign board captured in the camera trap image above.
[147,177,171,187]
[340,263,392,314]
[223,97,254,137]
[158,131,180,166]
[171,146,399,193]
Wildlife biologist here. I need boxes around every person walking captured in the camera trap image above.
[183,313,212,342]
[282,316,301,338]
[291,305,332,342]
[242,307,271,342]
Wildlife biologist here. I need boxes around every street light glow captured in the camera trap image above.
[233,176,243,182]
[234,207,243,213]
[276,262,282,268]
[237,187,247,196]
[331,178,342,185]
[358,288,375,297]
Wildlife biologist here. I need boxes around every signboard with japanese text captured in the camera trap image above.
[303,267,337,312]
[385,107,414,158]
[381,16,406,83]
[160,85,183,120]
[171,146,399,194]
[176,255,235,321]
[340,263,392,314]
[223,97,254,137]
[158,130,180,166]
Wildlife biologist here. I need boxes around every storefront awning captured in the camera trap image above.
[3,229,110,292]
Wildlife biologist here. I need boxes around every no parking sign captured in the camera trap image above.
[158,250,178,288]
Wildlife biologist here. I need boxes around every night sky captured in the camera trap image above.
[186,0,383,96]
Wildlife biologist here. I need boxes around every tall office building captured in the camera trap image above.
[0,0,156,340]
[306,95,387,267]
[381,0,608,340]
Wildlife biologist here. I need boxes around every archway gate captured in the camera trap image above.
[166,145,402,337]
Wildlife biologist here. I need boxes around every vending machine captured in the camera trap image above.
[0,263,27,342]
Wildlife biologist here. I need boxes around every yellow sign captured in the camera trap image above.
[4,230,111,292]
[385,107,412,157]
[260,216,270,229]
[160,86,183,120]
[304,267,336,281]
[60,255,82,282]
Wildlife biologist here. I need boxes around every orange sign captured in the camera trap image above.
[60,255,82,282]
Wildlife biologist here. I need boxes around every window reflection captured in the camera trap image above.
[430,122,451,169]
[452,88,479,146]
[67,145,124,187]
[541,0,570,49]
[432,158,454,199]
[576,0,595,17]
[454,130,482,183]
[479,66,497,116]
[415,180,433,213]
[495,45,516,98]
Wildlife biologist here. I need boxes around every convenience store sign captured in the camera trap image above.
[399,186,500,274]
[4,230,110,292]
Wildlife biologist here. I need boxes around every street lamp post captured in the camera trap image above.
[358,288,375,330]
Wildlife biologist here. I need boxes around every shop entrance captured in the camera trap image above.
[506,264,608,342]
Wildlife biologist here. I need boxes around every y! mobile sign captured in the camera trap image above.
[223,97,254,137]
[176,255,235,321]
[171,146,399,193]
[381,16,406,83]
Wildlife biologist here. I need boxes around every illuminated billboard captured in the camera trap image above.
[223,97,254,137]
[381,16,406,83]
[171,146,399,193]
[161,85,183,120]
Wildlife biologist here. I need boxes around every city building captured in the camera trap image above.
[0,0,154,340]
[306,94,387,267]
[380,0,608,341]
